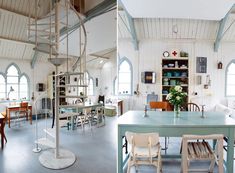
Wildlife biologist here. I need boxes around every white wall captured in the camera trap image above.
[118,39,235,112]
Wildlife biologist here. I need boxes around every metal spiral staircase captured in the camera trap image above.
[29,0,88,169]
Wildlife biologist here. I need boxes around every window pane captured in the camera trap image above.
[20,76,27,84]
[119,73,131,83]
[114,78,118,95]
[7,65,18,76]
[227,75,235,85]
[228,63,235,74]
[0,93,5,99]
[119,84,130,94]
[119,61,130,72]
[7,77,18,84]
[0,75,5,84]
[227,85,235,95]
[88,78,94,95]
[20,92,28,99]
[0,84,5,91]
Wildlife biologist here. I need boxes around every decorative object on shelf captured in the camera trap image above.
[163,51,170,57]
[196,57,207,73]
[217,61,223,69]
[166,86,187,118]
[180,51,189,57]
[171,50,178,57]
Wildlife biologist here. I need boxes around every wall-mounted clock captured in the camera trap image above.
[163,51,170,57]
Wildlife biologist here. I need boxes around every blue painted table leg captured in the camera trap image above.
[227,128,234,173]
[117,126,123,173]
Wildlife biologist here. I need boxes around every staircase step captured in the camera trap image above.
[43,128,56,138]
[35,138,55,148]
[34,43,58,55]
[28,36,55,45]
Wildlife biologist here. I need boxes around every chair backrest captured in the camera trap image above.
[149,101,170,111]
[125,131,159,147]
[19,102,28,111]
[98,95,105,106]
[186,103,200,112]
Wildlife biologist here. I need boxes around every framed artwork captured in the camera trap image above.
[196,57,207,73]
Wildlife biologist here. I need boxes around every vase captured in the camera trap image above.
[174,105,180,118]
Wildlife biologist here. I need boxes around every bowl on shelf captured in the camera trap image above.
[168,64,174,67]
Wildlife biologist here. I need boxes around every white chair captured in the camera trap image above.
[125,131,162,173]
[181,134,224,173]
[93,106,105,127]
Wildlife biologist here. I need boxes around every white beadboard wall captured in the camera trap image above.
[118,39,235,112]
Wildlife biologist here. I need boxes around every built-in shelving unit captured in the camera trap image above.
[161,57,189,102]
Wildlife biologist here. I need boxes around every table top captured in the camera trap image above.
[59,102,102,109]
[118,110,235,128]
[7,104,32,108]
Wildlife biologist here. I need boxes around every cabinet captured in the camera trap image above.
[161,57,189,102]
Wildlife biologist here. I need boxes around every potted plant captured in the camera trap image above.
[166,86,187,117]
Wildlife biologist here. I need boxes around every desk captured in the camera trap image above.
[0,113,5,149]
[117,111,235,173]
[6,104,32,128]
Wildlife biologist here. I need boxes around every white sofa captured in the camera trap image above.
[214,103,235,119]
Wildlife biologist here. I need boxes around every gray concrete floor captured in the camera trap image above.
[0,116,230,173]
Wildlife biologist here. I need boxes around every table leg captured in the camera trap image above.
[6,108,10,128]
[1,121,4,149]
[226,128,234,173]
[29,107,32,124]
[117,127,123,173]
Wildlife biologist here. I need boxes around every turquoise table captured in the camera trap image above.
[117,111,235,173]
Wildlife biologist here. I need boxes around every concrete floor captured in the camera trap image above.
[0,116,229,173]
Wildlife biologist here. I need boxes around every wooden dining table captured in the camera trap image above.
[117,110,235,173]
[0,113,6,149]
[6,104,32,128]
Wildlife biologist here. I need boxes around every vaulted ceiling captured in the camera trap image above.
[118,0,235,51]
[0,0,116,68]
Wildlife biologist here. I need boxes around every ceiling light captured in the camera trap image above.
[99,60,104,64]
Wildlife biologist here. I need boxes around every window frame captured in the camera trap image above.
[0,73,6,100]
[2,63,30,101]
[118,57,133,96]
[225,59,235,97]
[85,71,95,96]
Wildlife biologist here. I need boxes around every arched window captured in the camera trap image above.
[6,64,19,100]
[118,57,132,95]
[84,71,94,96]
[0,74,5,99]
[226,60,235,96]
[113,77,118,95]
[88,78,94,96]
[5,64,30,100]
[19,75,29,100]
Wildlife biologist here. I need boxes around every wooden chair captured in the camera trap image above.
[15,102,30,126]
[0,112,7,144]
[184,103,200,112]
[125,131,162,173]
[149,101,171,152]
[149,101,171,111]
[181,134,224,173]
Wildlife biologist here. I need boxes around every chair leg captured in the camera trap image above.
[209,158,216,173]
